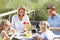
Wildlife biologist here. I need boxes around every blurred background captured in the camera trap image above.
[0,0,60,21]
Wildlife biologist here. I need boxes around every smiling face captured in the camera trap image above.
[1,20,11,31]
[39,21,50,33]
[47,4,56,17]
[39,24,45,32]
[18,8,26,17]
[47,9,56,17]
[4,21,11,31]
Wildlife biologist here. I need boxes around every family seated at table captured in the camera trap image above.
[0,4,60,40]
[11,4,60,40]
[0,20,59,40]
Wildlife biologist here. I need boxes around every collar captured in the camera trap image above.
[50,14,58,19]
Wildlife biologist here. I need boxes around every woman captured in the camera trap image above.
[11,6,30,34]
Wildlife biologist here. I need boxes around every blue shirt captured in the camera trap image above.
[48,14,60,35]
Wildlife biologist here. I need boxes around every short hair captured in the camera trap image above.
[47,4,56,10]
[39,21,50,29]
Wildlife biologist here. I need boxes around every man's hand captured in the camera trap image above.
[49,27,60,32]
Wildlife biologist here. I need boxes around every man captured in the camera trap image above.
[11,6,30,34]
[47,4,60,35]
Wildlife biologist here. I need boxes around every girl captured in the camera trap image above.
[35,21,55,40]
[0,19,16,40]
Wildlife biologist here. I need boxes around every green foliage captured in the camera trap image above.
[0,0,60,21]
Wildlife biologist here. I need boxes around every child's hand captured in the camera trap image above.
[2,30,11,40]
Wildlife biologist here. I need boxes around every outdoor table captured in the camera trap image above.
[12,33,36,40]
[12,36,35,40]
[53,35,60,40]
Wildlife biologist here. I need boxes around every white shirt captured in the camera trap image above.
[11,14,30,34]
[40,30,55,40]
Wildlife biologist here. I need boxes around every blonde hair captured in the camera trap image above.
[18,5,26,12]
[0,19,9,30]
[39,21,50,29]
